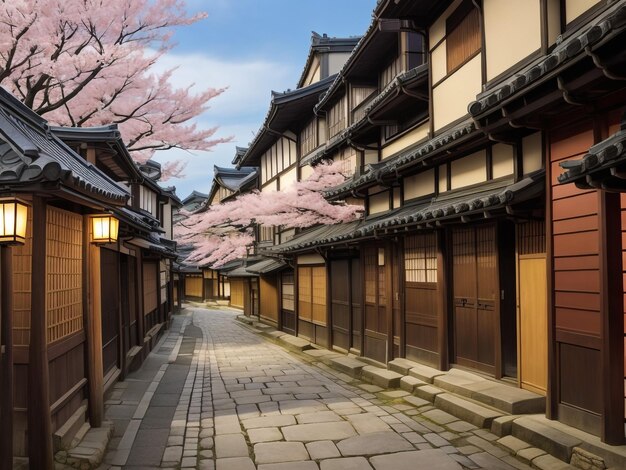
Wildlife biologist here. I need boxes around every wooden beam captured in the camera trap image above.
[27,196,53,470]
[86,232,104,427]
[0,246,14,470]
[598,190,624,445]
[436,230,449,371]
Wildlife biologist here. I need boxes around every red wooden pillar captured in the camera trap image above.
[598,190,624,445]
[28,196,53,470]
[0,246,14,470]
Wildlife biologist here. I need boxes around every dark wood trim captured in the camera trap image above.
[50,378,87,416]
[116,243,125,379]
[359,245,366,355]
[433,114,474,138]
[446,162,452,192]
[0,245,13,470]
[380,116,430,151]
[432,49,482,89]
[562,1,610,39]
[545,130,558,420]
[326,257,332,348]
[486,146,493,181]
[398,238,406,358]
[437,230,449,370]
[477,0,487,85]
[261,161,298,188]
[513,139,524,183]
[136,250,145,345]
[48,331,85,361]
[494,222,503,380]
[348,258,354,350]
[598,189,624,445]
[554,329,601,350]
[28,196,54,470]
[294,263,299,338]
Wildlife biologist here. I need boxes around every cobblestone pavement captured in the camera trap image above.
[101,307,533,470]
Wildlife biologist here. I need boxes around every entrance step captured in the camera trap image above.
[407,363,447,383]
[388,358,419,375]
[55,421,113,470]
[434,369,545,414]
[329,356,366,378]
[512,416,583,462]
[277,334,313,352]
[361,365,403,388]
[53,403,88,451]
[434,393,503,428]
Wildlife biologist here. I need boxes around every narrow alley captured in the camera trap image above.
[99,307,533,470]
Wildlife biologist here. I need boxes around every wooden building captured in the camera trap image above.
[227,0,626,447]
[0,88,180,468]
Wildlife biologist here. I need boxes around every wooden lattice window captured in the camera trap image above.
[328,96,347,138]
[46,207,83,344]
[281,271,295,311]
[300,119,317,156]
[13,207,33,346]
[405,233,437,283]
[517,220,546,256]
[364,247,377,304]
[297,266,326,325]
[446,1,481,73]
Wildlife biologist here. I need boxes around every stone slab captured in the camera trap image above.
[336,431,413,456]
[254,441,309,464]
[320,456,373,470]
[387,358,419,375]
[408,364,446,384]
[329,357,366,378]
[216,457,256,470]
[282,422,357,442]
[278,335,313,351]
[369,449,462,470]
[361,366,403,389]
[248,427,283,443]
[215,434,249,458]
[257,462,319,470]
[347,413,391,434]
[306,441,341,460]
[413,385,445,402]
[400,376,426,393]
[512,416,582,462]
[434,393,503,428]
[497,435,531,455]
[242,415,296,429]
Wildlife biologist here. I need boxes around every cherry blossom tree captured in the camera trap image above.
[176,161,364,267]
[0,0,231,178]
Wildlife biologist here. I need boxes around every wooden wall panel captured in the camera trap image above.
[259,275,278,323]
[13,208,32,346]
[184,274,202,299]
[143,262,158,314]
[230,279,245,309]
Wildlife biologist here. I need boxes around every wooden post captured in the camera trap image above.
[0,246,14,470]
[116,244,125,379]
[85,233,104,427]
[599,190,624,445]
[437,230,449,371]
[27,196,53,470]
[135,251,145,347]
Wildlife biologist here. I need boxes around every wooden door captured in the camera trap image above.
[251,278,259,317]
[260,274,278,323]
[452,226,497,375]
[330,259,350,351]
[404,233,439,366]
[363,245,388,363]
[281,271,296,335]
[100,248,120,375]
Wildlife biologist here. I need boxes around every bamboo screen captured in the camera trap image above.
[12,208,33,346]
[281,272,295,311]
[298,267,312,321]
[143,262,158,314]
[446,4,480,73]
[46,207,83,344]
[517,220,546,256]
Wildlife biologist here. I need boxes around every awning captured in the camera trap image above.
[246,258,287,274]
[125,236,177,258]
[559,121,626,191]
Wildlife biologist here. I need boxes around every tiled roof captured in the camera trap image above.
[267,171,544,254]
[0,88,129,204]
[214,165,258,192]
[468,3,626,118]
[246,258,287,274]
[323,120,477,198]
[558,117,626,188]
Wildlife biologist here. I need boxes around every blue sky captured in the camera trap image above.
[151,0,377,199]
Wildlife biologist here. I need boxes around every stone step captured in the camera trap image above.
[511,416,583,463]
[400,375,427,393]
[277,334,313,351]
[434,393,503,428]
[361,365,403,388]
[329,356,366,378]
[408,364,446,384]
[56,422,113,469]
[434,369,545,415]
[387,358,419,375]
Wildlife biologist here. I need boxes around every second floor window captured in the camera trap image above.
[446,1,481,73]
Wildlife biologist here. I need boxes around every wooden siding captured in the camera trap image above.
[259,275,278,323]
[363,245,389,363]
[446,3,480,73]
[549,122,603,432]
[100,248,119,375]
[328,96,347,139]
[281,270,296,335]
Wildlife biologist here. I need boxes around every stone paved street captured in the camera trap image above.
[100,307,534,469]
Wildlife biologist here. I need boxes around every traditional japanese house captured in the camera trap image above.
[0,89,132,467]
[175,190,208,301]
[235,33,359,335]
[461,0,626,445]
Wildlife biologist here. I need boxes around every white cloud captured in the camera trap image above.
[149,50,299,197]
[152,51,297,122]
